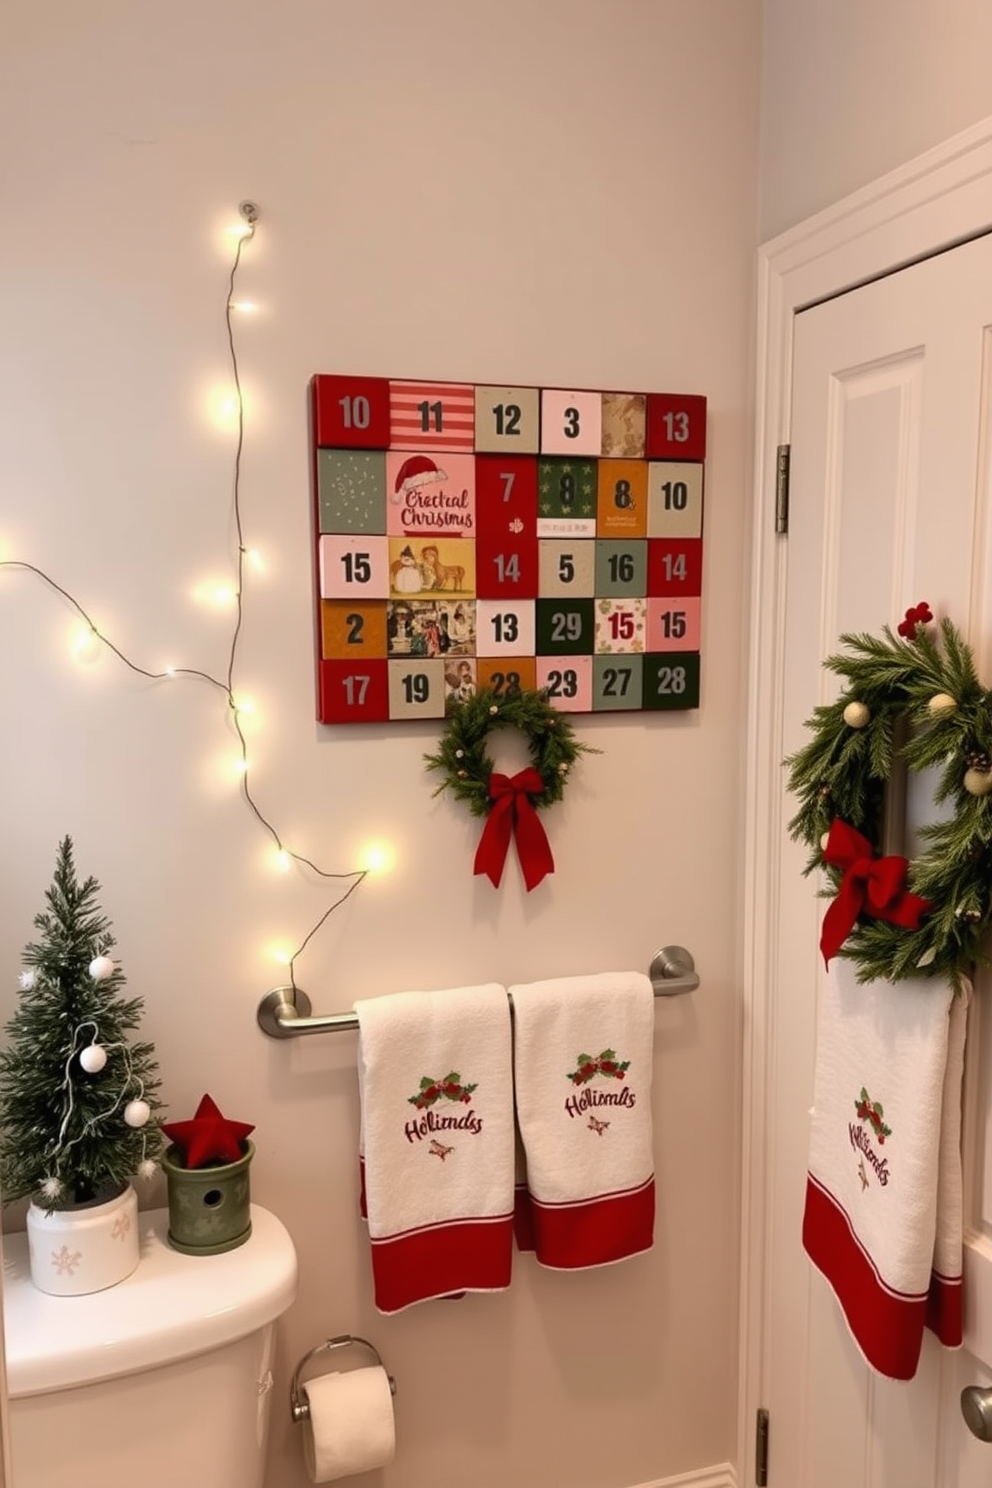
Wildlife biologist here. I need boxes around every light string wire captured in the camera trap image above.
[1,205,367,989]
[53,1019,148,1168]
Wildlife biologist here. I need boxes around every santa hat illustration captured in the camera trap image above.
[392,454,448,504]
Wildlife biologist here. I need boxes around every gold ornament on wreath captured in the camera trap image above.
[424,686,596,891]
[786,602,992,988]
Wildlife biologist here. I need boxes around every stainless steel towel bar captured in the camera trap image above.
[257,944,698,1040]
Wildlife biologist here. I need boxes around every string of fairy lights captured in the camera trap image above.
[1,201,369,990]
[44,954,157,1188]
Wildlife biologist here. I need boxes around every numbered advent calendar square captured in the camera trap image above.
[310,374,706,721]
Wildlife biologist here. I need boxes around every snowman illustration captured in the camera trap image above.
[392,544,423,594]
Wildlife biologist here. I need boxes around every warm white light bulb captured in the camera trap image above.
[270,945,292,967]
[229,299,259,313]
[234,697,256,716]
[245,548,264,571]
[192,580,238,609]
[205,385,242,432]
[362,842,395,875]
[231,757,249,777]
[274,849,292,873]
[72,625,100,663]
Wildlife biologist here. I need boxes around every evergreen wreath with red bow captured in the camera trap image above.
[425,687,596,892]
[786,604,992,988]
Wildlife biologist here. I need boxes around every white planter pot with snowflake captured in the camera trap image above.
[26,1183,139,1296]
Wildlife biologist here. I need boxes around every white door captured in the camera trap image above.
[765,230,992,1487]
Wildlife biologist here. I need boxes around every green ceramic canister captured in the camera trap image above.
[161,1140,253,1255]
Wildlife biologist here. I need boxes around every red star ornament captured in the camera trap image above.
[161,1093,255,1168]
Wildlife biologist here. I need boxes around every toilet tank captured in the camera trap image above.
[2,1204,297,1488]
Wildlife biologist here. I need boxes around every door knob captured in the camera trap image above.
[961,1386,992,1441]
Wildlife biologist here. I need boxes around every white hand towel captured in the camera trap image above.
[925,973,969,1345]
[510,972,655,1269]
[802,961,969,1380]
[356,982,514,1314]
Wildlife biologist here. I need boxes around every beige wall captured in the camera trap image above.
[0,3,759,1485]
[759,0,992,239]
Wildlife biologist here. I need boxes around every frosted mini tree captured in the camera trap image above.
[0,837,163,1213]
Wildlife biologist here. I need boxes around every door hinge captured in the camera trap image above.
[775,444,790,534]
[755,1406,770,1486]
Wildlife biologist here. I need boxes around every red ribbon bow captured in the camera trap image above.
[473,769,555,892]
[819,818,931,966]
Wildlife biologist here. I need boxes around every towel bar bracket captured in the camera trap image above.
[257,945,698,1040]
[649,944,698,995]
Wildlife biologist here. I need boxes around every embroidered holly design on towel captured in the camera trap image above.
[408,1072,477,1109]
[854,1086,892,1143]
[404,1070,485,1150]
[849,1086,893,1189]
[566,1049,630,1085]
[563,1048,637,1126]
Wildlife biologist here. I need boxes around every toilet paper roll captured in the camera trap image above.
[302,1366,396,1483]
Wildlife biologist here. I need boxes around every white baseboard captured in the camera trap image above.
[629,1464,736,1488]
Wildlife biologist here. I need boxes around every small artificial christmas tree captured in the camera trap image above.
[0,836,164,1214]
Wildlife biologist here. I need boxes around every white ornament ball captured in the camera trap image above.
[123,1099,151,1128]
[928,692,956,715]
[18,969,35,991]
[79,1044,107,1074]
[89,955,114,982]
[964,767,992,798]
[843,700,871,729]
[137,1159,158,1181]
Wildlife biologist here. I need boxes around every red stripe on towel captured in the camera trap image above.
[926,1268,963,1347]
[370,1213,513,1313]
[527,1176,655,1269]
[514,1183,536,1252]
[803,1173,928,1380]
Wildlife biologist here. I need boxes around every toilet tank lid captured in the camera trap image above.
[2,1204,298,1398]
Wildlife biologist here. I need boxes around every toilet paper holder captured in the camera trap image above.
[290,1334,397,1423]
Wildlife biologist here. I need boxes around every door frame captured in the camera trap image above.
[739,118,992,1479]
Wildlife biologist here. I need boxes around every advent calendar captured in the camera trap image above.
[310,376,706,724]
